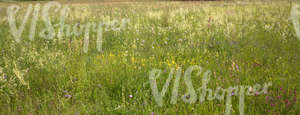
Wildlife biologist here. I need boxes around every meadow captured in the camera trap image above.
[0,1,299,114]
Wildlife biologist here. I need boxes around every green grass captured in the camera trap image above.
[0,1,299,114]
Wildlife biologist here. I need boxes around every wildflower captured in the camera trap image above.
[271,103,275,107]
[255,92,259,96]
[64,94,72,98]
[231,92,235,96]
[266,96,269,101]
[63,90,68,93]
[146,11,163,20]
[264,90,268,94]
[248,87,253,92]
[231,60,238,71]
[151,112,154,115]
[178,38,183,42]
[129,95,133,98]
[277,95,281,99]
[235,64,239,70]
[285,100,291,106]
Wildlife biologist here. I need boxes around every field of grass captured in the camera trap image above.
[0,1,299,114]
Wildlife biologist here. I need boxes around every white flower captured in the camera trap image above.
[146,11,163,20]
[249,87,253,92]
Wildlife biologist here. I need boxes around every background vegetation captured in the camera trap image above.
[0,1,299,114]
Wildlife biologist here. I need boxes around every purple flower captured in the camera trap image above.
[231,92,235,96]
[266,96,269,101]
[63,90,68,93]
[129,95,133,98]
[271,103,275,107]
[277,95,281,99]
[235,64,239,70]
[151,112,154,115]
[280,88,283,91]
[64,94,72,98]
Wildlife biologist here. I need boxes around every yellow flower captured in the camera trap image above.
[131,57,135,63]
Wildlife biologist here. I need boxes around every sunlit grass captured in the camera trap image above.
[0,1,299,114]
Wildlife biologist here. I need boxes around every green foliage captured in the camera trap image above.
[0,1,299,114]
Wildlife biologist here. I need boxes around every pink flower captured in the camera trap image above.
[266,96,269,101]
[129,95,133,98]
[277,95,281,99]
[255,92,259,96]
[271,103,275,107]
[285,100,291,106]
